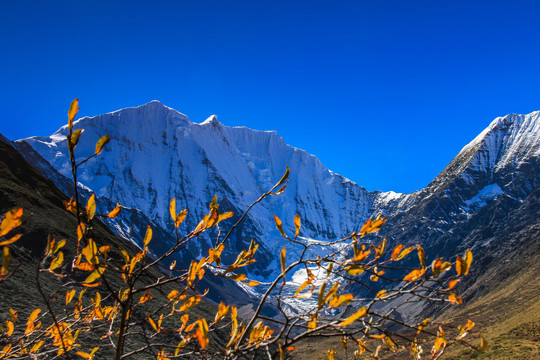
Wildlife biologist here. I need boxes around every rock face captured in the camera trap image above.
[17,103,539,308]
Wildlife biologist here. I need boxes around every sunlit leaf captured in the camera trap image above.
[77,223,86,242]
[294,214,301,238]
[8,308,17,322]
[448,293,463,305]
[86,194,96,220]
[170,198,177,222]
[376,290,388,298]
[417,244,425,269]
[395,245,415,261]
[84,267,105,284]
[6,320,14,337]
[463,249,473,275]
[70,128,83,147]
[107,203,122,218]
[0,207,23,237]
[95,135,110,155]
[139,289,152,304]
[456,254,464,276]
[50,251,64,271]
[148,316,158,332]
[433,337,446,354]
[175,209,188,228]
[68,98,79,131]
[0,234,22,247]
[340,306,367,327]
[29,340,44,353]
[274,215,287,238]
[327,349,335,360]
[447,279,460,290]
[143,225,152,246]
[1,246,12,276]
[403,268,426,282]
[391,244,405,260]
[66,289,76,305]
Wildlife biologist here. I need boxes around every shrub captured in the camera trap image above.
[0,99,487,359]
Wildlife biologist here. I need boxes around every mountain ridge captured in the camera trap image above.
[16,102,539,301]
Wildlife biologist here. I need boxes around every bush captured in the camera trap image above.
[0,99,488,359]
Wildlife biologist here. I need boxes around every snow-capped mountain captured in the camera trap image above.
[17,103,539,309]
[18,101,407,279]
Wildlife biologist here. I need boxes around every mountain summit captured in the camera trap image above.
[17,103,539,305]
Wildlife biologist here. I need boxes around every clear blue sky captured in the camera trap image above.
[1,1,539,193]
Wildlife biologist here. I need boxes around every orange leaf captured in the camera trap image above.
[447,279,460,290]
[107,203,122,218]
[403,268,426,282]
[391,244,405,260]
[0,207,23,237]
[448,293,463,305]
[294,214,301,238]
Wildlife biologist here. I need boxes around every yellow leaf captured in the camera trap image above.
[68,98,79,131]
[70,128,83,147]
[346,265,365,275]
[49,251,64,271]
[175,209,188,228]
[395,246,415,261]
[1,246,12,276]
[66,289,76,305]
[340,307,367,327]
[196,319,209,349]
[95,135,110,155]
[215,302,230,322]
[29,340,44,353]
[417,244,426,269]
[6,320,14,337]
[391,244,405,260]
[327,349,335,360]
[294,214,301,238]
[403,268,426,282]
[274,215,287,238]
[431,258,443,278]
[433,337,446,354]
[107,203,122,218]
[143,225,152,246]
[84,267,104,284]
[77,223,86,242]
[217,211,233,225]
[246,280,260,286]
[0,207,23,237]
[375,238,387,258]
[317,282,326,309]
[376,290,388,298]
[369,334,386,339]
[328,294,354,308]
[86,194,96,221]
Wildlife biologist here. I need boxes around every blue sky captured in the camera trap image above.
[1,1,539,193]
